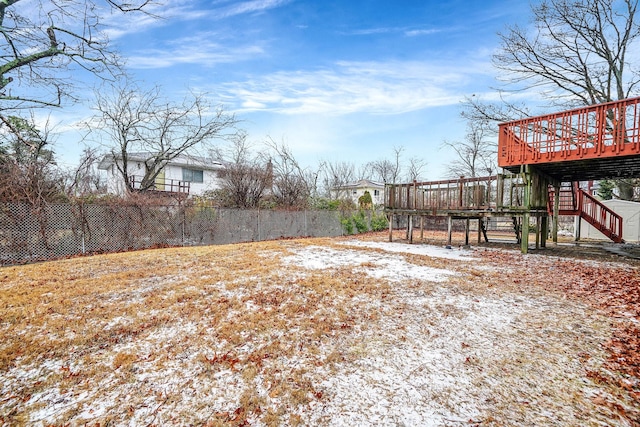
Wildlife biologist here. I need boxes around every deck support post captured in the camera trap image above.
[477,218,482,244]
[540,215,548,248]
[447,216,453,246]
[420,216,424,241]
[521,167,531,254]
[388,213,393,242]
[408,215,414,243]
[522,213,530,253]
[464,218,470,246]
[497,174,504,208]
[552,183,560,244]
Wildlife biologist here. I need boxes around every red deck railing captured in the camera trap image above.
[498,97,640,168]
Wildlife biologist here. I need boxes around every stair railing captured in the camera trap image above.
[579,191,624,243]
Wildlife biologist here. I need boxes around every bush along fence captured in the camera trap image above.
[340,210,389,235]
[0,202,389,266]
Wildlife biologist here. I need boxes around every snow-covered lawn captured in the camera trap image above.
[0,235,637,425]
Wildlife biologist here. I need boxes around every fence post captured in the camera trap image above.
[182,206,186,246]
[257,209,261,242]
[80,202,86,254]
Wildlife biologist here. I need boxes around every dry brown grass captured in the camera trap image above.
[0,234,638,425]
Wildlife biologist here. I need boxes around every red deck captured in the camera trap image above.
[498,97,640,181]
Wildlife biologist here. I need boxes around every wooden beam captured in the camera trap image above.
[521,166,531,254]
[465,218,470,246]
[552,183,560,244]
[408,215,413,243]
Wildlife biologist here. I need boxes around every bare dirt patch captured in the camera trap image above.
[0,234,638,426]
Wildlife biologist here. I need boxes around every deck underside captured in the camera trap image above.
[503,154,640,182]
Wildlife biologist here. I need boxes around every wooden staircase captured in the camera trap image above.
[548,183,624,243]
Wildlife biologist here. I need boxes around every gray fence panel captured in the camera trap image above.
[212,209,260,244]
[183,206,218,246]
[307,210,343,237]
[0,203,80,263]
[259,210,303,240]
[0,203,371,265]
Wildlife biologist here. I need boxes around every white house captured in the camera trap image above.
[332,179,385,206]
[98,152,224,197]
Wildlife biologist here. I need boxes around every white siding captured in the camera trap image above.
[99,156,223,197]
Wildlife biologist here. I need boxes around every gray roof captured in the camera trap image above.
[334,179,385,190]
[98,152,225,171]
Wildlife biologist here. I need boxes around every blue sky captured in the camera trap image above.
[53,0,533,180]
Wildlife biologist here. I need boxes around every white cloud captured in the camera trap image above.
[342,27,441,37]
[404,28,441,37]
[214,0,292,19]
[217,59,494,116]
[102,1,206,40]
[102,0,290,40]
[344,27,394,36]
[126,33,265,68]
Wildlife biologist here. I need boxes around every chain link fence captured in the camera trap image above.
[0,202,346,266]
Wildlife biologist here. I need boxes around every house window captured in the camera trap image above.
[353,190,357,195]
[182,168,204,183]
[374,190,380,196]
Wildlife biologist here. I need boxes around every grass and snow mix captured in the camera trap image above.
[0,235,638,425]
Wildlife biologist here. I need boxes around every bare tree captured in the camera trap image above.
[90,81,237,193]
[366,146,405,184]
[211,133,270,208]
[494,0,640,107]
[442,120,496,178]
[463,0,640,197]
[0,0,153,111]
[264,137,311,209]
[66,147,105,197]
[465,0,640,121]
[405,157,428,182]
[320,160,356,199]
[461,94,532,128]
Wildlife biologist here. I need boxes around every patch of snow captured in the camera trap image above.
[361,258,452,283]
[283,246,453,283]
[340,240,478,260]
[283,246,375,270]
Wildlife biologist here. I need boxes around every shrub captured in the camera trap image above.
[340,216,354,234]
[370,212,388,231]
[310,197,342,210]
[352,211,369,233]
[358,191,373,210]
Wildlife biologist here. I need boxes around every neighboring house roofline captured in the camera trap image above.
[98,152,224,171]
[332,179,384,191]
